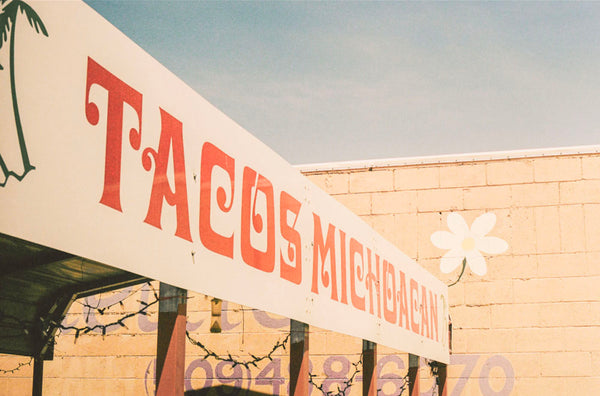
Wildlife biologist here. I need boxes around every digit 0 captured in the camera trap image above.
[478,355,515,396]
[184,359,213,391]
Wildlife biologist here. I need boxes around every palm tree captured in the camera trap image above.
[0,0,48,186]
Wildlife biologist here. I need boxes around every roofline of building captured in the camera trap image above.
[295,144,600,173]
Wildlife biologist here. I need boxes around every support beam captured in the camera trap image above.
[437,363,448,396]
[362,340,377,396]
[408,354,420,396]
[438,318,450,396]
[289,320,309,396]
[156,283,187,396]
[32,356,43,396]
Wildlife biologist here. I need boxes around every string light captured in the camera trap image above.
[186,331,289,369]
[0,357,32,374]
[59,282,160,342]
[308,354,364,396]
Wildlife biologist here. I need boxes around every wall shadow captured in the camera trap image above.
[185,385,274,396]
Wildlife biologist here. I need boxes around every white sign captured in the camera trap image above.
[0,1,448,363]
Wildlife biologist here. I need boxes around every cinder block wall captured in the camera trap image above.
[1,151,599,395]
[306,153,600,395]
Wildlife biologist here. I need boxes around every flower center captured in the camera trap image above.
[461,237,476,251]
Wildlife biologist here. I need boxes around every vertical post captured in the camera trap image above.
[437,363,448,396]
[32,356,43,396]
[362,340,377,396]
[408,354,420,396]
[438,319,451,396]
[289,320,309,396]
[156,283,187,396]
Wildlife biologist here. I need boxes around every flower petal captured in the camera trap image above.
[447,213,469,237]
[431,231,460,250]
[466,250,487,276]
[477,236,508,254]
[440,248,465,273]
[471,212,497,237]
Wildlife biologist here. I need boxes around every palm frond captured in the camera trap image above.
[0,12,9,49]
[17,1,47,37]
[0,1,18,50]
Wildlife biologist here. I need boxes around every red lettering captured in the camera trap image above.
[311,214,338,301]
[142,108,192,241]
[199,142,235,258]
[410,278,420,334]
[420,285,430,338]
[280,191,302,284]
[349,237,365,311]
[339,229,348,305]
[241,167,275,272]
[397,270,410,330]
[429,291,438,342]
[366,249,381,318]
[383,260,397,324]
[85,57,142,211]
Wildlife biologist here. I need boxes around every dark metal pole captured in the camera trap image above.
[289,320,309,396]
[438,363,448,396]
[408,354,420,396]
[362,340,377,396]
[32,356,43,396]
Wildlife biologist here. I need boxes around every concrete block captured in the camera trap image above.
[463,282,490,306]
[504,353,540,377]
[394,213,419,259]
[463,329,516,353]
[440,164,486,188]
[368,214,396,241]
[417,211,444,259]
[450,305,491,329]
[514,277,600,303]
[508,208,536,255]
[394,166,440,190]
[537,253,587,278]
[306,172,349,194]
[538,302,600,326]
[560,179,600,204]
[561,327,600,352]
[534,206,561,254]
[558,205,586,252]
[584,204,600,252]
[325,333,361,355]
[512,182,559,207]
[515,327,566,352]
[487,280,514,304]
[491,303,541,328]
[540,351,592,377]
[581,155,600,179]
[349,170,394,193]
[515,377,566,395]
[464,185,511,210]
[486,254,537,281]
[371,190,417,214]
[487,160,534,185]
[333,193,371,215]
[448,282,465,307]
[417,188,463,213]
[563,377,600,395]
[533,157,581,182]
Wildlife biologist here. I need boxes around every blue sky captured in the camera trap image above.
[84,1,600,165]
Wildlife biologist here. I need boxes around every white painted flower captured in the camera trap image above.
[430,212,508,276]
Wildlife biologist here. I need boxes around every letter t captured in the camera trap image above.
[85,57,143,212]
